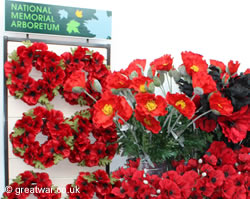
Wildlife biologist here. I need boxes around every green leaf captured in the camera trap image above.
[15,91,24,99]
[216,131,223,140]
[13,147,26,156]
[153,76,161,87]
[3,196,8,199]
[64,136,74,150]
[45,103,54,111]
[83,174,96,183]
[70,47,77,55]
[12,128,25,137]
[110,176,118,185]
[99,156,112,166]
[22,40,32,47]
[111,88,121,95]
[24,109,36,119]
[8,50,19,61]
[38,94,49,105]
[52,86,60,96]
[86,50,93,56]
[147,67,153,79]
[64,118,79,132]
[129,71,138,80]
[33,160,45,169]
[92,79,102,93]
[53,154,64,164]
[147,82,155,93]
[13,175,24,185]
[59,59,66,69]
[78,160,86,167]
[77,96,87,106]
[30,171,37,178]
[6,75,12,85]
[136,63,145,75]
[75,110,91,119]
[51,185,59,193]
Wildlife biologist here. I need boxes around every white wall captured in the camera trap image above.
[1,0,250,195]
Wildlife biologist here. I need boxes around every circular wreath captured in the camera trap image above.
[60,46,110,106]
[2,171,61,199]
[65,109,118,167]
[4,42,65,106]
[10,106,73,169]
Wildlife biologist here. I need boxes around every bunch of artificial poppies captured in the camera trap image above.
[65,110,118,167]
[2,171,61,199]
[10,106,73,169]
[90,52,249,164]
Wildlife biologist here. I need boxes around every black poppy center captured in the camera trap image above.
[224,172,229,178]
[120,188,125,194]
[50,148,55,153]
[66,59,71,64]
[211,177,216,183]
[29,91,36,97]
[49,66,54,72]
[54,124,60,130]
[16,74,23,79]
[200,186,206,191]
[226,121,235,127]
[74,58,79,63]
[28,52,33,58]
[58,146,64,151]
[169,190,173,195]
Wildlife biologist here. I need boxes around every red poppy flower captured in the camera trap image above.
[218,105,250,143]
[135,109,161,134]
[105,143,118,160]
[208,170,225,187]
[210,59,226,73]
[121,59,146,77]
[150,54,173,75]
[209,92,233,116]
[181,51,208,76]
[64,70,86,92]
[106,72,130,90]
[195,116,217,132]
[93,170,110,183]
[192,72,217,94]
[22,88,42,105]
[159,179,182,199]
[117,96,133,124]
[130,76,153,93]
[135,93,167,116]
[195,178,214,197]
[166,92,196,119]
[228,60,240,75]
[244,68,250,74]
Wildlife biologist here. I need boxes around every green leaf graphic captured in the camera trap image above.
[67,20,80,34]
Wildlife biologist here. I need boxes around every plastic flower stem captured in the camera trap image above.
[166,73,172,93]
[161,108,175,132]
[160,85,166,96]
[178,109,213,136]
[83,89,97,102]
[169,111,182,136]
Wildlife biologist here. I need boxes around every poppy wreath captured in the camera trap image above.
[2,171,61,199]
[65,141,249,199]
[65,109,118,167]
[60,46,110,106]
[66,169,119,199]
[4,41,65,106]
[10,106,74,169]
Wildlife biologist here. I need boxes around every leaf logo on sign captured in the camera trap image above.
[75,10,83,18]
[58,9,68,19]
[66,20,80,34]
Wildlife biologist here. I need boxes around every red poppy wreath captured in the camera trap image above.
[65,109,118,167]
[60,46,110,106]
[2,171,61,199]
[10,106,73,169]
[4,41,65,106]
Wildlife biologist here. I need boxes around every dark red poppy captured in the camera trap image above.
[228,60,240,75]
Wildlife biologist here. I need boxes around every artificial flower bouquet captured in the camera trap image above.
[87,51,249,169]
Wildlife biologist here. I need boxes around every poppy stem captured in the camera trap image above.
[161,108,175,132]
[178,109,213,137]
[83,90,97,102]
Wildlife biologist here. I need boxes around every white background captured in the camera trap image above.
[1,0,250,196]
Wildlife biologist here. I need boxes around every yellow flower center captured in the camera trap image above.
[139,84,146,93]
[102,104,113,116]
[175,100,186,109]
[218,104,223,109]
[190,65,199,72]
[144,118,151,126]
[145,100,157,112]
[163,63,168,66]
[119,81,124,85]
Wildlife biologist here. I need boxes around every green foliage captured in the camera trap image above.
[83,174,96,183]
[77,96,88,106]
[38,94,54,110]
[78,160,86,167]
[99,156,112,166]
[110,176,118,185]
[64,136,74,150]
[12,128,25,137]
[33,160,45,170]
[13,175,24,185]
[22,40,32,47]
[58,59,66,70]
[8,50,19,61]
[64,118,79,132]
[24,109,36,118]
[52,86,60,96]
[13,147,26,156]
[6,75,12,85]
[15,91,24,99]
[118,113,212,163]
[53,154,64,164]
